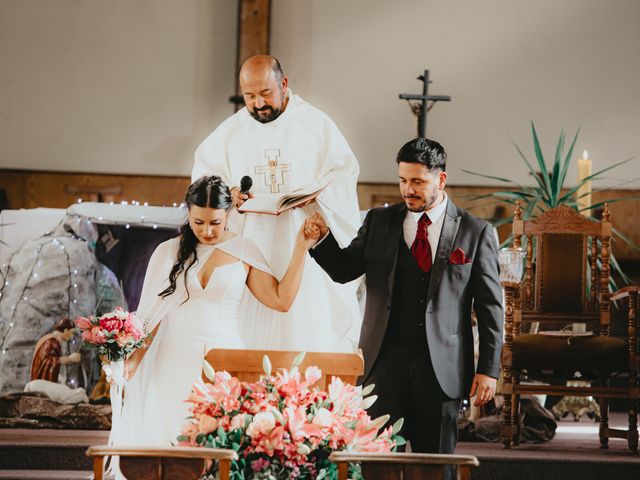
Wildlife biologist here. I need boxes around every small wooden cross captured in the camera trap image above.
[254,148,290,193]
[399,69,451,138]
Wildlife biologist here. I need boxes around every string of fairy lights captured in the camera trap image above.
[72,198,187,230]
[0,200,186,357]
[0,236,81,355]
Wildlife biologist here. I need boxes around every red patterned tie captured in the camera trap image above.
[411,213,432,272]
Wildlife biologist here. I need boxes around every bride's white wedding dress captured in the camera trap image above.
[113,235,270,447]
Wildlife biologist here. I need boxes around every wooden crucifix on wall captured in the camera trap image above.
[229,0,272,111]
[399,69,451,138]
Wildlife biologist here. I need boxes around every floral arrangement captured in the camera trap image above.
[74,307,148,362]
[178,354,404,480]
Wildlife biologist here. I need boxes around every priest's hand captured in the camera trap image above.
[230,186,253,209]
[294,197,316,208]
[469,373,497,406]
[307,212,329,238]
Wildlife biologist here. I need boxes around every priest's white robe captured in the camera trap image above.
[193,90,362,352]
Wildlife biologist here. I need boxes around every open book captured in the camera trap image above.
[238,180,329,215]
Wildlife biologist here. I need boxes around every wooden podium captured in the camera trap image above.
[204,349,364,388]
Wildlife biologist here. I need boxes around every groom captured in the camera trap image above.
[306,138,503,455]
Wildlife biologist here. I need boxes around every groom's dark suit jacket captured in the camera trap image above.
[311,200,503,399]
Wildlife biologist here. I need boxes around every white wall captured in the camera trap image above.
[0,0,236,176]
[1,0,639,187]
[272,0,640,186]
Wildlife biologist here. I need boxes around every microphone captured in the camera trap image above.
[237,176,253,213]
[240,175,253,195]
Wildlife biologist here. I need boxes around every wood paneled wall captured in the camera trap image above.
[0,169,190,209]
[1,169,638,260]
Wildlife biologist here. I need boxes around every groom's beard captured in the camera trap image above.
[250,105,283,123]
[404,188,439,213]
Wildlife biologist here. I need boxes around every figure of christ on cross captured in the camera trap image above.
[399,69,451,138]
[254,148,291,194]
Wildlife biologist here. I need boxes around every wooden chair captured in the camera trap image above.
[204,348,364,388]
[501,203,639,451]
[86,445,237,480]
[329,452,479,480]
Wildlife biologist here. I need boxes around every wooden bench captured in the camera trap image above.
[86,445,237,480]
[329,451,479,480]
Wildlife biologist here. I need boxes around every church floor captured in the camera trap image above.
[0,414,638,479]
[457,412,640,479]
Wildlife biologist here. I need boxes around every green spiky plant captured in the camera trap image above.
[463,122,639,288]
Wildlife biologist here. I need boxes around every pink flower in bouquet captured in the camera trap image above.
[275,367,303,397]
[99,316,123,333]
[198,414,218,435]
[75,316,92,330]
[230,413,248,431]
[349,417,396,452]
[312,407,334,428]
[327,421,355,449]
[218,415,231,430]
[251,457,270,473]
[187,380,214,405]
[247,411,277,438]
[329,376,361,415]
[304,366,322,385]
[88,326,107,344]
[253,425,286,454]
[285,406,323,442]
[207,371,242,411]
[115,331,134,348]
[360,426,396,453]
[123,313,144,340]
[181,421,199,439]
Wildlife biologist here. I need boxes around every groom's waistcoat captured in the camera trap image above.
[379,236,432,361]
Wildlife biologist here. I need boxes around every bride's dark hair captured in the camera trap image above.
[158,175,232,301]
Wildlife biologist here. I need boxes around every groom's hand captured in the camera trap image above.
[308,212,329,238]
[469,373,497,406]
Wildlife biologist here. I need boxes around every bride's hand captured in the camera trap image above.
[124,351,142,380]
[297,221,320,250]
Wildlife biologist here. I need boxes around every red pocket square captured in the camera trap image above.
[450,248,472,265]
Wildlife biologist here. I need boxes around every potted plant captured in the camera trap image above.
[464,122,639,287]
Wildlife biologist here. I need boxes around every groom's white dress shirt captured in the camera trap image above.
[402,192,448,262]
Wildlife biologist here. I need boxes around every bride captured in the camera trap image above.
[113,175,319,447]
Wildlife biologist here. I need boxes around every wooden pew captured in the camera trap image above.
[86,445,237,480]
[329,451,479,480]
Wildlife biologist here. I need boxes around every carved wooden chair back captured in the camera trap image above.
[512,203,612,334]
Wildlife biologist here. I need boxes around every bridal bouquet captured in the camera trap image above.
[75,307,148,362]
[75,307,148,434]
[178,354,404,480]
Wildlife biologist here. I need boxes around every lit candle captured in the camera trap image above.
[576,150,592,214]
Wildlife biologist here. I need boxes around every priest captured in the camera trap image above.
[192,55,362,352]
